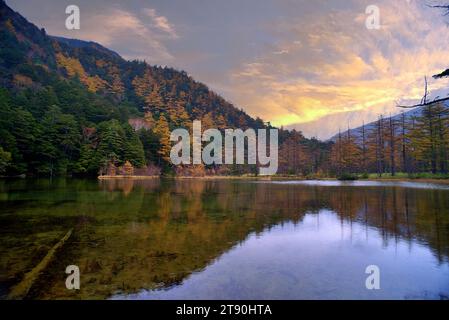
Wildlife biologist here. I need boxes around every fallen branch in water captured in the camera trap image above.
[7,229,73,300]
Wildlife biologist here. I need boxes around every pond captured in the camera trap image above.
[0,178,448,299]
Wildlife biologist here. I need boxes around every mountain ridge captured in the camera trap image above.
[1,0,447,178]
[0,0,261,129]
[328,106,426,142]
[50,36,123,60]
[0,0,281,177]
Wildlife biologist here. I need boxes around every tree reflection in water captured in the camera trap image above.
[0,179,448,299]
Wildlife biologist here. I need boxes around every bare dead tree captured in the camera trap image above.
[375,116,385,177]
[401,112,409,174]
[361,121,367,174]
[397,77,445,174]
[397,76,449,109]
[397,96,449,109]
[389,114,396,176]
[338,129,342,176]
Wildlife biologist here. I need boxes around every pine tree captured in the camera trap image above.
[138,128,160,165]
[0,146,11,174]
[95,120,126,172]
[123,124,145,168]
[38,105,80,176]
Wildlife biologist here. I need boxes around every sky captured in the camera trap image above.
[6,0,449,139]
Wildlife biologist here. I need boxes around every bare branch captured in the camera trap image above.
[397,96,449,109]
[427,4,449,16]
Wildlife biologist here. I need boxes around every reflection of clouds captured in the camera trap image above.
[229,1,449,138]
[25,179,448,298]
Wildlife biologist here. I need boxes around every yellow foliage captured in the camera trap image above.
[13,74,33,87]
[144,112,156,128]
[56,53,107,92]
[5,19,15,34]
[94,60,124,95]
[36,64,50,72]
[123,161,134,176]
[95,59,107,68]
[154,115,172,162]
[51,41,62,52]
[132,69,153,98]
[111,74,125,95]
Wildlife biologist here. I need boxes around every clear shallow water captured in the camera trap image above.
[114,211,449,300]
[0,178,448,299]
[267,179,449,190]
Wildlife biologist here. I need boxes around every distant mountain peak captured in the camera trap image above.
[50,36,122,60]
[328,104,447,142]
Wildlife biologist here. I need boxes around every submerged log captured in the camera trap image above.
[7,229,73,300]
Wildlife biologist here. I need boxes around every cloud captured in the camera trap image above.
[226,0,449,138]
[47,6,177,64]
[10,0,448,139]
[143,8,178,39]
[273,49,289,55]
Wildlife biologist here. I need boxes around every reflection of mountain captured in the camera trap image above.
[112,210,449,300]
[1,180,442,299]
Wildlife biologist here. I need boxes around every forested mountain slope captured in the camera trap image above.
[3,1,444,179]
[0,0,270,176]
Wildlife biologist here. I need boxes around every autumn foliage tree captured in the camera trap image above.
[407,102,448,174]
[278,130,310,175]
[153,114,172,165]
[330,129,361,176]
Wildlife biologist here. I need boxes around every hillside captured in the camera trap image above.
[329,106,427,142]
[2,0,445,179]
[0,1,260,126]
[0,0,268,176]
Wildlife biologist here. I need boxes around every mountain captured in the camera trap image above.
[0,0,268,176]
[0,0,260,127]
[285,109,370,140]
[49,36,122,60]
[1,1,445,179]
[328,105,433,142]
